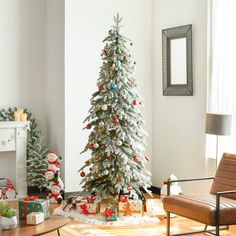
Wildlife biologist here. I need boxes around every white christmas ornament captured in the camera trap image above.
[101,105,108,111]
[116,140,122,146]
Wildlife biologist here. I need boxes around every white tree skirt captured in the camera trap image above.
[54,207,159,226]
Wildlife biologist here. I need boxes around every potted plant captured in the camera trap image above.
[0,203,17,229]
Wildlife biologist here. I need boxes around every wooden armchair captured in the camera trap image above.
[163,153,236,236]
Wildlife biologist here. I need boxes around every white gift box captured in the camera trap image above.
[26,212,44,225]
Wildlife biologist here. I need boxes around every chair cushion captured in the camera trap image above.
[210,153,236,200]
[163,193,236,225]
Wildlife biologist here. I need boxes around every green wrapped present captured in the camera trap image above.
[18,196,50,220]
[105,207,117,221]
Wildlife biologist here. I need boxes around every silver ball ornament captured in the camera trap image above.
[103,169,109,175]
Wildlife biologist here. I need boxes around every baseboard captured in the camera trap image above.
[151,185,161,195]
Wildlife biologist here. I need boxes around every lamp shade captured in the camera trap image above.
[205,113,232,136]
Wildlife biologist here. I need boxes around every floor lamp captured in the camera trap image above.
[205,113,232,169]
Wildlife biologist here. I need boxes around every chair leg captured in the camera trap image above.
[215,225,220,236]
[167,211,170,236]
[57,229,61,236]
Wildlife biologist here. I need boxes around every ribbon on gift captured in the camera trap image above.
[23,196,39,219]
[24,196,39,201]
[80,204,89,215]
[105,208,116,220]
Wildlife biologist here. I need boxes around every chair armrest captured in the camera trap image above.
[167,176,215,196]
[215,189,236,226]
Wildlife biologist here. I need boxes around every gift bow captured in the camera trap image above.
[24,196,38,201]
[80,204,89,214]
[105,208,114,216]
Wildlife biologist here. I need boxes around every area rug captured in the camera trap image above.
[54,207,159,226]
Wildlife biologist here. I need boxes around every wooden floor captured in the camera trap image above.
[4,196,236,236]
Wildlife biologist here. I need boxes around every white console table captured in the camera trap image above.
[0,121,30,197]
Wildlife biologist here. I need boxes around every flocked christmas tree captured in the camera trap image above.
[79,14,151,201]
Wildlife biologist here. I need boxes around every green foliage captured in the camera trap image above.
[0,203,16,218]
[0,107,49,190]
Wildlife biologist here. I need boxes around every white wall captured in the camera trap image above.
[0,0,47,183]
[0,0,47,133]
[152,0,208,192]
[45,0,65,182]
[65,0,153,192]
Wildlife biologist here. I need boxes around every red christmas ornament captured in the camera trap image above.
[103,49,108,56]
[88,144,94,150]
[114,118,119,125]
[133,156,140,162]
[127,186,133,191]
[99,85,105,91]
[89,167,92,171]
[86,124,92,129]
[80,171,86,177]
[107,155,111,160]
[133,100,137,105]
[145,156,150,161]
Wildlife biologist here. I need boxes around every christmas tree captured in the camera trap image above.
[26,111,49,190]
[79,14,151,201]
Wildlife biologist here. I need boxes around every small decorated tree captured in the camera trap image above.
[79,14,151,201]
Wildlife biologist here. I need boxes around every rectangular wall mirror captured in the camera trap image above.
[162,24,193,96]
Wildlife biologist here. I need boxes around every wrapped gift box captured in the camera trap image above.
[19,197,50,220]
[77,203,98,215]
[146,199,166,219]
[118,200,143,216]
[26,212,44,225]
[105,207,117,221]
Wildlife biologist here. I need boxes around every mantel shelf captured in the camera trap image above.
[0,121,30,129]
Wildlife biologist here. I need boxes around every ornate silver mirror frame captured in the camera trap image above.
[162,24,193,96]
